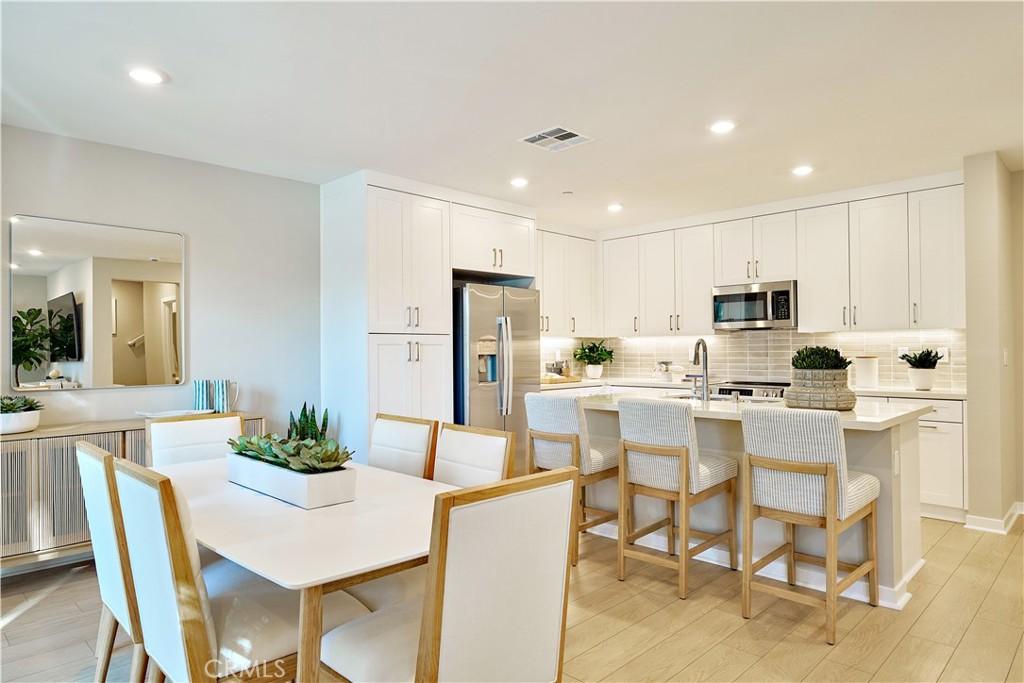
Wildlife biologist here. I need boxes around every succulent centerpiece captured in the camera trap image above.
[226,403,356,508]
[785,346,856,411]
[1,395,44,434]
[574,340,614,379]
[899,349,944,391]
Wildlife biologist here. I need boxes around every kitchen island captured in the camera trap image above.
[577,391,932,609]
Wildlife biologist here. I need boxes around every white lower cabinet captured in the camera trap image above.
[918,421,965,509]
[368,334,452,425]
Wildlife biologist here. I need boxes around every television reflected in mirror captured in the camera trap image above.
[9,215,185,391]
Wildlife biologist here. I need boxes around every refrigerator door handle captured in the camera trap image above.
[502,316,514,415]
[496,316,507,414]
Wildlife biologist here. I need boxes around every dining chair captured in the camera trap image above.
[367,413,439,478]
[739,407,879,644]
[320,466,578,683]
[525,392,618,565]
[146,412,244,468]
[111,457,371,682]
[617,398,738,599]
[345,422,514,612]
[75,442,148,683]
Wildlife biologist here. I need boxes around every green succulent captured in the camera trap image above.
[900,349,943,369]
[228,434,353,474]
[574,340,614,365]
[791,346,852,370]
[1,395,44,413]
[288,402,329,441]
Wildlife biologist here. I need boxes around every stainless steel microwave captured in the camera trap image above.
[712,280,797,330]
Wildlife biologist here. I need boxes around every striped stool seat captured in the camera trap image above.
[627,450,737,494]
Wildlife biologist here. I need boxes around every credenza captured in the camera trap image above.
[0,415,264,574]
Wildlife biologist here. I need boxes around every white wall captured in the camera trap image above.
[1,126,321,432]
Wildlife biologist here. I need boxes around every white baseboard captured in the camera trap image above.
[921,503,966,524]
[585,522,917,611]
[965,501,1023,535]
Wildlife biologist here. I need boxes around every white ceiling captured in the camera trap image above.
[3,2,1021,231]
[10,216,182,276]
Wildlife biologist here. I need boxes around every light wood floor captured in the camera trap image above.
[2,518,1021,682]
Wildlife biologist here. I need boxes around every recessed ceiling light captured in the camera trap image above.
[607,202,624,213]
[792,165,814,177]
[510,177,529,188]
[709,120,736,135]
[128,66,168,86]
[10,263,19,270]
[27,249,42,257]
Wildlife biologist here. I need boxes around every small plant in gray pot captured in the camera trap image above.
[785,346,856,411]
[574,340,614,379]
[900,349,943,391]
[1,396,44,434]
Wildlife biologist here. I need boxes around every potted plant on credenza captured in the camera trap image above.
[227,403,355,509]
[785,346,856,411]
[574,340,614,379]
[1,395,44,434]
[12,308,49,388]
[900,349,944,391]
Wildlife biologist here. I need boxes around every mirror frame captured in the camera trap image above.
[8,214,187,392]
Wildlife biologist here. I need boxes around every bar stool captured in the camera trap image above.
[524,392,619,566]
[739,407,879,644]
[617,398,738,599]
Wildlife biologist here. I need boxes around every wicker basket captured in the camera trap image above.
[785,369,856,411]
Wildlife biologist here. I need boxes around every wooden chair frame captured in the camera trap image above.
[112,458,307,683]
[616,440,737,599]
[77,442,149,683]
[740,453,878,644]
[373,413,439,479]
[527,429,618,566]
[145,412,246,466]
[435,422,516,481]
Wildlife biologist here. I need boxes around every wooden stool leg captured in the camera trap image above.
[617,454,628,580]
[784,523,796,585]
[866,500,879,606]
[95,605,117,683]
[824,476,839,645]
[571,484,584,566]
[741,457,753,619]
[665,499,676,557]
[128,643,148,683]
[678,490,689,599]
[726,479,738,570]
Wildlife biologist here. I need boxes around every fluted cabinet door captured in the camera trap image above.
[125,429,148,466]
[1,439,37,557]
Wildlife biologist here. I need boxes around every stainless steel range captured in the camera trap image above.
[711,380,789,399]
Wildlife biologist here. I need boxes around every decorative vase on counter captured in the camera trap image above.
[907,368,936,391]
[585,364,604,379]
[0,410,41,434]
[785,369,857,411]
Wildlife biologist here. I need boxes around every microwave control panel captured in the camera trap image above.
[772,291,791,320]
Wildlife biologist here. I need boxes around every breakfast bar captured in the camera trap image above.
[577,391,932,609]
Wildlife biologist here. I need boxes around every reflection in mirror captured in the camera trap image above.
[9,216,184,390]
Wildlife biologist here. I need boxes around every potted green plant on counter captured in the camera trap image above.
[900,349,944,391]
[1,396,44,434]
[574,340,614,379]
[785,346,856,411]
[12,308,49,388]
[227,403,355,509]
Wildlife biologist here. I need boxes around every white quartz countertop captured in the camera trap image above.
[577,391,933,431]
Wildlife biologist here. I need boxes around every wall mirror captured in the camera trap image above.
[9,215,185,391]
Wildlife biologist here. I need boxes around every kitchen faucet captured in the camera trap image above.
[692,338,709,401]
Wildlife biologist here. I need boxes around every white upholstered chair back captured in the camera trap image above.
[148,413,243,468]
[617,398,702,494]
[524,393,596,473]
[740,407,852,518]
[113,459,217,683]
[76,443,141,640]
[417,467,577,681]
[368,414,438,478]
[432,424,513,488]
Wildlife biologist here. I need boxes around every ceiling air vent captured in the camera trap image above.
[520,126,593,152]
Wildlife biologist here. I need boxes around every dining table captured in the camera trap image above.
[155,458,456,682]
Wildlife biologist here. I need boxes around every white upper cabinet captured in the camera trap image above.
[367,187,451,334]
[602,236,640,337]
[538,232,597,337]
[565,238,598,337]
[539,231,569,336]
[797,203,851,332]
[909,186,965,329]
[714,218,754,285]
[752,212,797,282]
[675,225,715,335]
[638,232,677,336]
[849,194,910,331]
[451,204,534,277]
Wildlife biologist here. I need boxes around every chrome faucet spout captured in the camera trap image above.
[692,338,710,401]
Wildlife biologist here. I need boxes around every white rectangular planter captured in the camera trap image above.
[227,453,356,509]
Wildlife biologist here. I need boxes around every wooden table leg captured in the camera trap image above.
[298,585,324,683]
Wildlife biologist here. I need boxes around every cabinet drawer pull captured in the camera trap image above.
[919,424,939,430]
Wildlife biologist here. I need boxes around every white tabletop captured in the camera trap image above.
[156,459,456,590]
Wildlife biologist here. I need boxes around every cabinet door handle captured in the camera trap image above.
[853,305,857,326]
[415,341,421,362]
[913,302,918,325]
[492,248,497,267]
[499,248,503,267]
[571,316,576,334]
[668,314,674,331]
[406,306,412,327]
[842,306,847,326]
[746,261,751,278]
[633,316,638,333]
[547,316,551,332]
[754,260,759,278]
[414,306,420,328]
[407,341,412,362]
[676,314,680,330]
[919,424,939,430]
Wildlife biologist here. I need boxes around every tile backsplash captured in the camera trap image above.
[542,329,967,390]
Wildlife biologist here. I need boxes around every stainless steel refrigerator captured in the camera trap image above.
[454,283,540,475]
